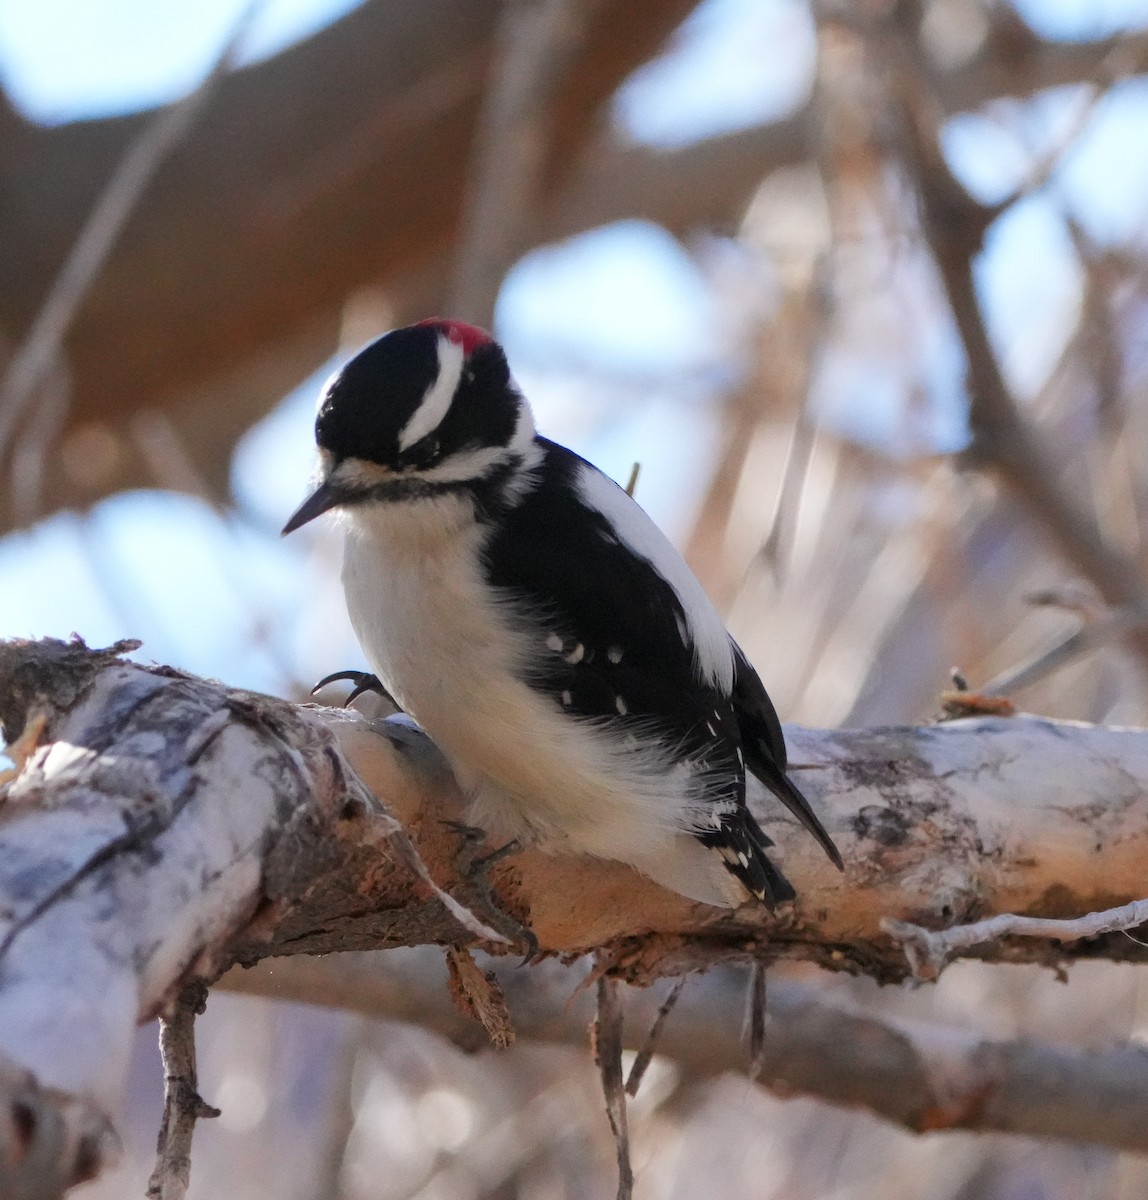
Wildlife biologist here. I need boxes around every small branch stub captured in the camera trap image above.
[146,985,219,1200]
[444,947,516,1049]
[884,898,1148,981]
[593,976,633,1200]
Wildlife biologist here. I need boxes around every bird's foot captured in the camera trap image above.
[311,669,399,710]
[442,820,539,962]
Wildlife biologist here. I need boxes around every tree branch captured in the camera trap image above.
[2,636,1148,1187]
[876,10,1148,663]
[0,0,698,530]
[144,984,219,1200]
[593,974,633,1200]
[4,3,1148,533]
[885,897,1148,981]
[448,0,589,326]
[0,1,260,473]
[218,947,1148,1155]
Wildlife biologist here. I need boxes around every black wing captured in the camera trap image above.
[483,440,718,728]
[481,439,802,904]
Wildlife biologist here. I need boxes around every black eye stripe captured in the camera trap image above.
[406,434,441,466]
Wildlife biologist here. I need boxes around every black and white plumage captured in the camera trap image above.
[283,319,842,908]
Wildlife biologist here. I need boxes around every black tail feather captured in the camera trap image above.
[747,745,843,871]
[740,810,797,907]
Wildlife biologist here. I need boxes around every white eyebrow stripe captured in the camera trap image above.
[398,335,465,451]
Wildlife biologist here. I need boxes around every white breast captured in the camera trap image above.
[339,496,739,906]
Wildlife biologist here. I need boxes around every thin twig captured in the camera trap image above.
[0,0,263,469]
[623,461,641,499]
[746,963,768,1082]
[593,976,633,1200]
[624,978,684,1097]
[9,357,69,526]
[757,399,818,582]
[145,983,220,1200]
[1000,79,1107,206]
[448,0,589,326]
[982,601,1148,695]
[883,897,1148,981]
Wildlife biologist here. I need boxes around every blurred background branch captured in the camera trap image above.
[448,0,589,326]
[219,947,1148,1155]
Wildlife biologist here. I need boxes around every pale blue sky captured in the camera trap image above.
[1,0,1147,695]
[0,0,363,121]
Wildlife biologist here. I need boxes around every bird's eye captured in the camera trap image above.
[407,435,441,469]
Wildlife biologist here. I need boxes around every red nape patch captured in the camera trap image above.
[414,317,493,356]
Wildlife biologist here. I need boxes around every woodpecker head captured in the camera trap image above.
[282,319,534,533]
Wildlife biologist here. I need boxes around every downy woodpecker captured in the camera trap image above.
[284,320,841,907]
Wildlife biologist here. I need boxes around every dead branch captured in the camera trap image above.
[218,947,1148,1155]
[444,946,516,1049]
[624,977,684,1097]
[886,898,1148,982]
[144,984,219,1200]
[593,975,633,1200]
[3,635,1148,1187]
[982,601,1148,696]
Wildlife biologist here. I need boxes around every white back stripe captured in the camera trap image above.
[575,463,734,692]
[398,335,465,451]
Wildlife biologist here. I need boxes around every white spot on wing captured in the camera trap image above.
[615,695,628,715]
[546,634,563,652]
[397,335,465,451]
[575,465,734,691]
[565,643,585,665]
[561,690,572,706]
[607,645,623,663]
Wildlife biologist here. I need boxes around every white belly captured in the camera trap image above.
[339,498,745,906]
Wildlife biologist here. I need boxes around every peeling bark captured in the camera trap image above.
[1,637,1147,1188]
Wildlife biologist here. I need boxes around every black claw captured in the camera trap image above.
[517,930,543,967]
[311,670,398,710]
[517,931,542,967]
[441,819,488,843]
[442,822,537,959]
[474,837,525,874]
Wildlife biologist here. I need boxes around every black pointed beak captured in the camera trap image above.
[281,479,341,535]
